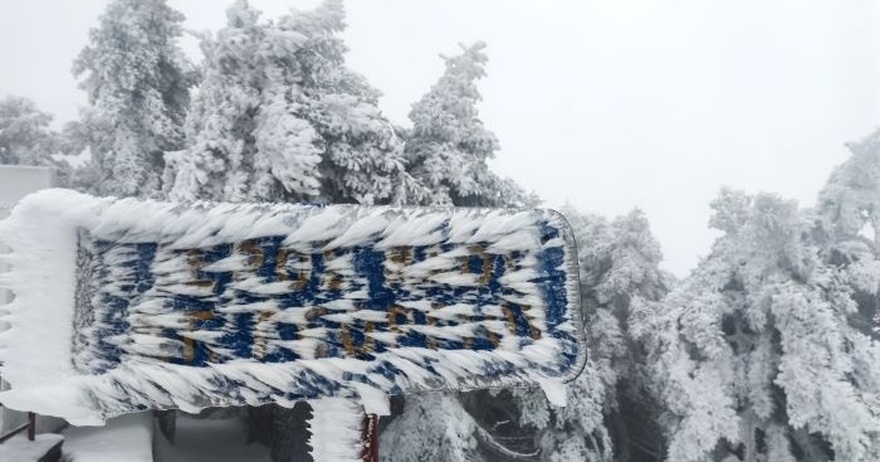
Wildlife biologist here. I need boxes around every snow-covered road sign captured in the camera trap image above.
[0,189,584,424]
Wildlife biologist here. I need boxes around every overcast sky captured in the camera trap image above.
[1,0,878,275]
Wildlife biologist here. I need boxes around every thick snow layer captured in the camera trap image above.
[0,190,80,390]
[0,189,585,424]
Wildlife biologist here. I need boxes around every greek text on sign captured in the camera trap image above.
[0,190,584,424]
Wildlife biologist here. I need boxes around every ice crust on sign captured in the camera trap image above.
[309,398,365,462]
[0,189,585,424]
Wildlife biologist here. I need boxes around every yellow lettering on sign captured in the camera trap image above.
[504,254,517,272]
[305,306,328,323]
[322,250,343,291]
[468,245,494,285]
[275,247,289,282]
[185,249,215,290]
[388,246,412,265]
[499,302,542,340]
[181,310,214,364]
[238,241,264,268]
[521,305,542,340]
[293,254,311,290]
[425,303,439,350]
[387,304,411,333]
[454,245,497,286]
[232,241,263,288]
[252,310,275,360]
[384,246,414,287]
[340,321,375,357]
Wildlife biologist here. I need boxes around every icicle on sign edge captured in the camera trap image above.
[0,189,587,424]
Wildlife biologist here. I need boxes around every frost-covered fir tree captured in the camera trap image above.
[816,129,880,337]
[567,208,669,462]
[0,95,59,166]
[284,5,410,206]
[645,189,880,462]
[405,42,528,207]
[166,0,408,205]
[381,393,482,462]
[73,0,194,198]
[481,207,668,462]
[165,0,320,202]
[309,68,410,205]
[165,0,319,202]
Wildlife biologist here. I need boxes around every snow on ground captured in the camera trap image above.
[0,433,64,462]
[63,412,153,462]
[153,415,271,462]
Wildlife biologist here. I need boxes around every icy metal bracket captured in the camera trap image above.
[0,189,585,424]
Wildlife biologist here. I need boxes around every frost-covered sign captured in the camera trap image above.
[0,190,584,424]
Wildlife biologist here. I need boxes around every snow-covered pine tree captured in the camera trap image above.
[166,0,409,206]
[381,393,483,462]
[73,0,194,198]
[165,0,308,202]
[816,129,880,337]
[645,188,880,462]
[280,2,410,206]
[404,42,529,207]
[0,95,59,166]
[567,207,669,462]
[308,67,409,205]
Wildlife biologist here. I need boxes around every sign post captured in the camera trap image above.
[362,413,378,462]
[0,189,585,458]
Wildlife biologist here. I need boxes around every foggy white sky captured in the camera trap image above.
[1,0,879,275]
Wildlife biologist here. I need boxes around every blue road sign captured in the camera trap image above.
[0,189,584,423]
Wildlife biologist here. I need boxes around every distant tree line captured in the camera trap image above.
[0,0,878,461]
